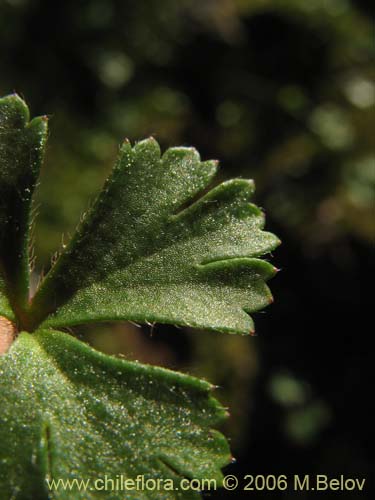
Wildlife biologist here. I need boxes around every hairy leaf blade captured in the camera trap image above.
[0,94,47,316]
[32,138,279,333]
[0,329,230,499]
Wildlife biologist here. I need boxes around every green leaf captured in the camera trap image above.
[0,277,14,320]
[32,138,279,333]
[0,94,48,319]
[0,329,230,500]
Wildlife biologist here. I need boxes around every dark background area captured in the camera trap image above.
[1,0,373,498]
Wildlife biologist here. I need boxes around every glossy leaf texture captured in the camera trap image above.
[0,94,47,320]
[32,138,279,334]
[0,329,230,500]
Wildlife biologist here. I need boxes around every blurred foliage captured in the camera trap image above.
[0,0,372,496]
[268,371,332,445]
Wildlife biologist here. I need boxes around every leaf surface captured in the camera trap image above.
[33,138,279,333]
[0,277,13,320]
[0,329,230,499]
[0,94,47,318]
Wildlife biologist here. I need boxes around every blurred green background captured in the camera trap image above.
[1,0,373,497]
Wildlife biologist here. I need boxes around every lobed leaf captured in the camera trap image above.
[0,329,230,499]
[32,138,279,334]
[0,94,47,320]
